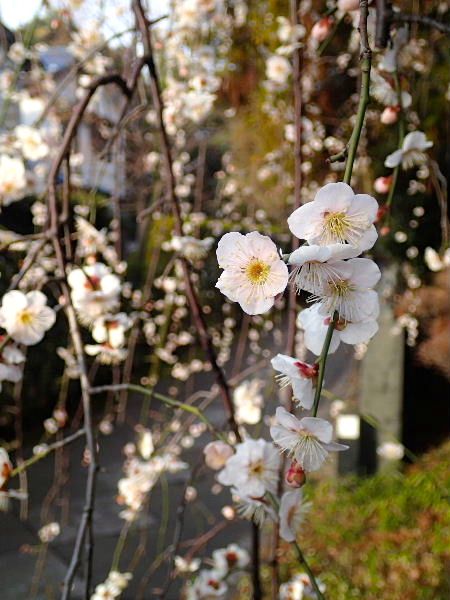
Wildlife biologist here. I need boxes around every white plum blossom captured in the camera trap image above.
[203,441,234,470]
[288,243,360,297]
[92,313,132,349]
[218,438,280,497]
[174,555,201,574]
[0,155,27,205]
[85,344,127,365]
[212,544,250,576]
[298,303,379,355]
[371,71,412,108]
[271,354,318,410]
[68,262,121,324]
[270,407,348,472]
[14,125,49,161]
[287,183,378,252]
[169,235,214,261]
[0,291,56,345]
[385,131,433,170]
[279,576,304,600]
[233,488,277,525]
[216,231,289,315]
[279,488,310,542]
[187,569,227,599]
[266,55,292,85]
[0,343,25,390]
[424,247,450,272]
[90,571,131,600]
[316,257,381,323]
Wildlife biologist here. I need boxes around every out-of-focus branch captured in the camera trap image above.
[132,0,241,443]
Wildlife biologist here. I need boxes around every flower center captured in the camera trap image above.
[323,211,350,243]
[18,310,33,325]
[245,259,270,285]
[249,460,264,476]
[330,278,353,297]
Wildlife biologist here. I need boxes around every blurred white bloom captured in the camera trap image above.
[279,488,310,542]
[374,175,392,194]
[0,448,12,489]
[170,235,214,261]
[0,155,27,206]
[338,0,360,10]
[174,555,201,573]
[288,183,378,252]
[0,343,25,391]
[424,247,450,272]
[85,344,127,364]
[385,131,433,170]
[92,313,132,349]
[187,569,227,598]
[38,522,60,543]
[203,441,234,470]
[279,577,304,599]
[271,354,318,410]
[377,441,405,461]
[0,291,56,345]
[212,544,250,576]
[270,407,348,472]
[216,231,288,315]
[233,379,264,425]
[218,438,280,496]
[311,17,333,43]
[14,125,49,161]
[380,106,400,125]
[266,55,291,85]
[371,71,412,108]
[68,263,121,324]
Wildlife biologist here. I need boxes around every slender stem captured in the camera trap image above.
[343,0,372,185]
[294,542,325,600]
[10,428,85,478]
[312,313,337,417]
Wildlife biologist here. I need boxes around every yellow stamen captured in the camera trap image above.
[18,310,33,325]
[245,259,270,285]
[323,211,351,243]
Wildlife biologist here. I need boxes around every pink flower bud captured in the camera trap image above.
[203,441,233,470]
[381,106,400,125]
[374,175,392,194]
[311,17,333,43]
[286,460,306,488]
[380,225,391,237]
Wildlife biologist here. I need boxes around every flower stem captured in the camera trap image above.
[386,71,406,208]
[343,0,372,185]
[312,313,337,417]
[294,541,325,600]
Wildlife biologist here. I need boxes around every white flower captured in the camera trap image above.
[271,354,318,410]
[315,257,381,323]
[0,448,12,489]
[106,571,132,591]
[182,89,216,123]
[279,488,310,542]
[233,489,277,525]
[90,582,121,600]
[0,342,25,390]
[377,441,404,461]
[287,183,378,251]
[14,125,49,161]
[266,55,292,85]
[203,441,234,470]
[218,438,280,496]
[371,71,412,108]
[298,303,379,355]
[85,344,127,364]
[38,522,60,543]
[170,235,214,261]
[0,291,56,345]
[92,313,131,348]
[0,155,27,206]
[216,231,289,315]
[212,544,250,576]
[174,555,201,573]
[189,569,227,598]
[279,577,304,600]
[233,379,264,425]
[270,407,348,472]
[385,131,433,170]
[288,243,360,297]
[68,262,121,324]
[424,247,450,272]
